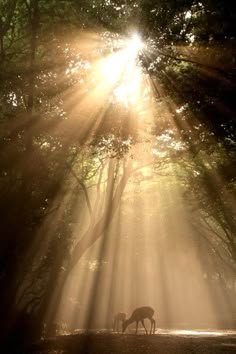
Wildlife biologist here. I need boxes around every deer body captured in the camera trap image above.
[113,312,127,332]
[122,306,155,334]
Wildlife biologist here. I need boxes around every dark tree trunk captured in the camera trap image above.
[27,0,39,116]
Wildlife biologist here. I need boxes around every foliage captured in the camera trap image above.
[0,0,235,344]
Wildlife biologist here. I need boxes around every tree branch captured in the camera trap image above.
[69,160,132,270]
[66,162,92,216]
[153,48,234,80]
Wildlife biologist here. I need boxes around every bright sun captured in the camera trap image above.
[99,33,145,107]
[126,33,144,56]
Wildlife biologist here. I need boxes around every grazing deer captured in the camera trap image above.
[113,312,127,332]
[122,306,155,334]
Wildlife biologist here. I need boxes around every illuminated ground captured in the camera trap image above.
[30,330,236,354]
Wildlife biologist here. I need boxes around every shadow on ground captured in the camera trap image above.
[29,330,236,354]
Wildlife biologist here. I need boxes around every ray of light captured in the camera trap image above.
[14,29,236,336]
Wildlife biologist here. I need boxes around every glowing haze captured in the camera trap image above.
[17,30,236,335]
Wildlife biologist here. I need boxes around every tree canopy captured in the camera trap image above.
[0,0,235,348]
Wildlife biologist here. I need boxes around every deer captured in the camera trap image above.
[122,306,155,334]
[113,312,127,332]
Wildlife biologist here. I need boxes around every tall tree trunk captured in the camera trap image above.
[27,0,39,116]
[0,34,4,62]
[37,160,132,325]
[0,0,17,63]
[69,159,132,271]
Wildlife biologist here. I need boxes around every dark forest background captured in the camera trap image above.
[0,0,235,351]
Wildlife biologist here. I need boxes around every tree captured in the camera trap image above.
[0,0,235,346]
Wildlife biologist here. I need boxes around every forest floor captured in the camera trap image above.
[29,329,236,354]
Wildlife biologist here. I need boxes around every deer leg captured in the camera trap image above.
[149,319,152,334]
[151,318,155,334]
[135,321,139,334]
[121,319,125,333]
[141,319,148,334]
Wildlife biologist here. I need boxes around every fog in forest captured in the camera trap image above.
[0,1,235,353]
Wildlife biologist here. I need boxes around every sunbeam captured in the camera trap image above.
[1,3,236,353]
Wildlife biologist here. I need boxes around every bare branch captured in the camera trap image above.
[69,160,133,270]
[154,48,234,80]
[66,162,92,217]
[191,221,236,274]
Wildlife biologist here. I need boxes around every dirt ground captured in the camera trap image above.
[29,330,236,354]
